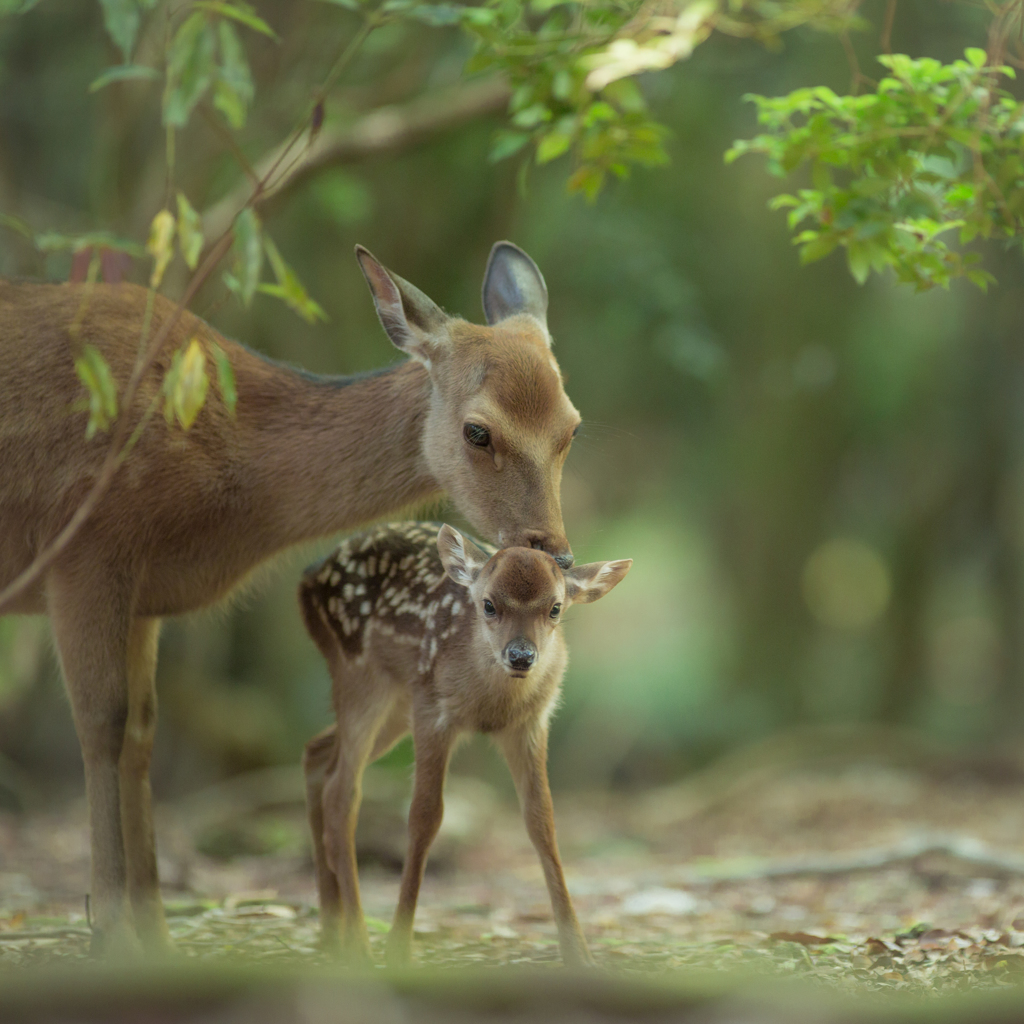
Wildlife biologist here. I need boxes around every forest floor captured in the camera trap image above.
[6,738,1024,999]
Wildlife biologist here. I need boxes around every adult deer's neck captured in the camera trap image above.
[235,354,439,552]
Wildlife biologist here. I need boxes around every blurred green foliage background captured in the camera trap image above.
[0,0,1017,806]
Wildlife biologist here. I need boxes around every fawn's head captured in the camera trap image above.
[437,525,632,677]
[356,243,579,567]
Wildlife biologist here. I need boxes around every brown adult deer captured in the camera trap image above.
[0,242,580,954]
[300,522,632,967]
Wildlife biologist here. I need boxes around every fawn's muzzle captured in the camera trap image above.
[504,638,538,673]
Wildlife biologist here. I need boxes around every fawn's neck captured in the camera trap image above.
[238,356,440,553]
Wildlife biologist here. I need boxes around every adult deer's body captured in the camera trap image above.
[0,243,580,953]
[300,523,631,967]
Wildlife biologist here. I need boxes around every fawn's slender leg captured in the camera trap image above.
[386,724,453,966]
[320,689,395,961]
[497,724,593,967]
[306,709,411,955]
[303,727,342,949]
[120,616,169,952]
[47,562,138,956]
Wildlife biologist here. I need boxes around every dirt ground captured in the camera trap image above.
[6,742,1024,995]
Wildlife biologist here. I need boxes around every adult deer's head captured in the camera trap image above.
[356,242,579,567]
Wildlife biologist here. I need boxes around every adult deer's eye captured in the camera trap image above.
[483,598,496,617]
[550,603,561,619]
[464,423,491,448]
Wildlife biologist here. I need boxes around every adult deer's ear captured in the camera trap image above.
[437,525,490,587]
[355,245,450,366]
[564,559,632,604]
[482,241,549,332]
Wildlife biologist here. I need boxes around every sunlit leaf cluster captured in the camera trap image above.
[463,0,859,198]
[727,50,1024,290]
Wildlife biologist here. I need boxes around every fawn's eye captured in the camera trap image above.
[550,603,561,619]
[464,423,491,448]
[483,598,496,617]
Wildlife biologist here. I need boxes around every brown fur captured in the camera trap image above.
[0,243,580,954]
[300,522,632,967]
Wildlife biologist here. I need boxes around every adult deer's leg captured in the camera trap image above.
[47,564,136,955]
[386,724,453,966]
[497,724,593,967]
[120,616,169,952]
[303,726,342,950]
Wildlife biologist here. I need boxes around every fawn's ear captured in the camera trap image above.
[564,559,633,604]
[356,245,450,367]
[482,241,549,331]
[437,525,490,587]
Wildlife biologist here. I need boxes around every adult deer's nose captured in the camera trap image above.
[524,532,574,569]
[504,638,537,673]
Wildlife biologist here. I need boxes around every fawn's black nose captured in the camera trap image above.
[505,638,537,673]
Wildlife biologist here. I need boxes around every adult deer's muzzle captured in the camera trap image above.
[522,530,574,569]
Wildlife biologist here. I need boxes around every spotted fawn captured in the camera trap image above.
[300,521,632,966]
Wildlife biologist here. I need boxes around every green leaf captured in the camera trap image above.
[566,164,604,202]
[210,341,237,417]
[232,208,263,307]
[89,63,160,92]
[163,12,217,128]
[965,47,987,68]
[34,230,144,256]
[407,3,465,25]
[511,103,551,129]
[99,0,141,62]
[260,234,328,323]
[194,1,277,38]
[798,232,838,263]
[489,130,530,162]
[176,192,203,270]
[536,130,571,165]
[213,19,254,129]
[74,345,119,439]
[312,0,360,8]
[846,242,870,285]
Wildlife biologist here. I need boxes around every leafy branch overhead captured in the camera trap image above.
[728,50,1024,291]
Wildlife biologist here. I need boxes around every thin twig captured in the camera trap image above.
[253,10,382,210]
[840,31,863,95]
[880,0,896,54]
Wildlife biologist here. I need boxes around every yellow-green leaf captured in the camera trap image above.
[147,208,176,288]
[74,345,119,439]
[259,234,327,323]
[166,338,209,430]
[176,191,203,270]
